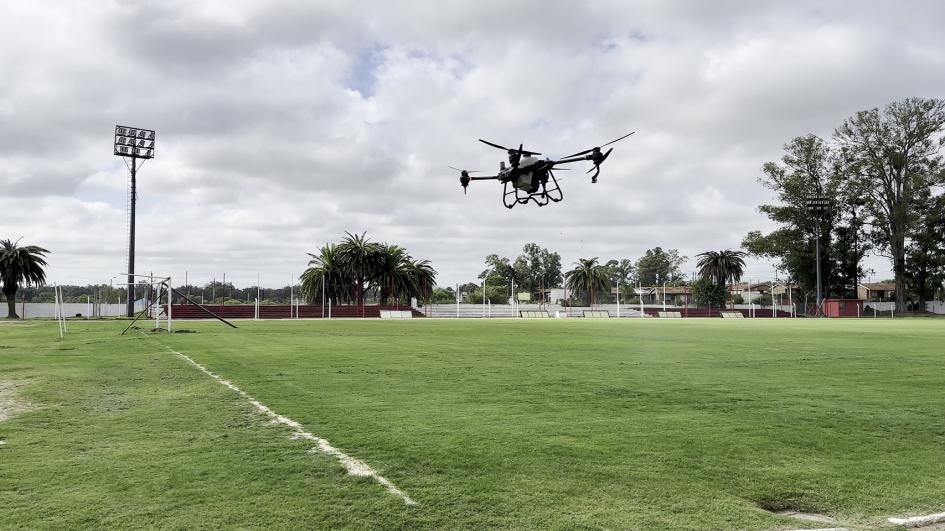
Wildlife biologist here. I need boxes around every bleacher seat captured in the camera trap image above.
[583,310,610,318]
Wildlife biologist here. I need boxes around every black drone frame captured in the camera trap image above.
[452,132,635,209]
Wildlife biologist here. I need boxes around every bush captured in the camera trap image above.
[691,278,727,308]
[731,294,744,305]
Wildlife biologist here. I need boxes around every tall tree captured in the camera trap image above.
[512,243,563,296]
[479,254,516,285]
[635,247,686,286]
[337,231,380,307]
[404,258,437,306]
[0,238,49,319]
[835,97,945,311]
[374,244,412,305]
[905,191,945,308]
[603,259,636,301]
[300,243,350,304]
[565,257,611,306]
[479,244,562,298]
[696,249,746,307]
[742,134,854,298]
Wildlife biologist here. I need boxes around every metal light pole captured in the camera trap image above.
[806,196,830,317]
[114,125,155,317]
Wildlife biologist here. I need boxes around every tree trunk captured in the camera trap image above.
[3,286,18,319]
[892,224,908,313]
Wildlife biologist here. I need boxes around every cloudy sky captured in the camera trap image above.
[2,1,943,289]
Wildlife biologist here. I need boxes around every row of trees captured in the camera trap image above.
[561,250,747,308]
[442,244,689,305]
[300,232,437,306]
[744,97,945,311]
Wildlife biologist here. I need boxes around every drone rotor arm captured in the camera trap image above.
[559,131,635,159]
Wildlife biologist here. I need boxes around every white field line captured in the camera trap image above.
[888,511,945,528]
[160,344,417,506]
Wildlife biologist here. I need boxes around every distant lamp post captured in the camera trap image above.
[114,125,156,317]
[805,196,830,316]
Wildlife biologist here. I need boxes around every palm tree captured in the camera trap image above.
[565,257,610,306]
[696,249,746,307]
[336,231,380,308]
[374,244,412,305]
[1,238,49,319]
[300,243,350,307]
[405,258,437,307]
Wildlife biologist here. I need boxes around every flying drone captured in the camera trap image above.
[450,131,635,208]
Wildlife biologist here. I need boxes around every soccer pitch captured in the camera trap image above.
[2,318,944,530]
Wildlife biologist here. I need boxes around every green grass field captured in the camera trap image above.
[2,318,945,530]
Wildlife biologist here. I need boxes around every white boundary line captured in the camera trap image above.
[158,343,417,506]
[888,511,945,528]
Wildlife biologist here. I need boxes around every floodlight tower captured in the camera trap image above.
[114,125,156,317]
[805,195,830,317]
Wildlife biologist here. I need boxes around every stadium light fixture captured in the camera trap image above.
[115,125,156,317]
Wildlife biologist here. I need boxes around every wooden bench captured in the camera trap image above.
[520,310,550,318]
[582,310,610,318]
[721,312,744,319]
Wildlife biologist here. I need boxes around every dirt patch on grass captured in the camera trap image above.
[0,381,32,422]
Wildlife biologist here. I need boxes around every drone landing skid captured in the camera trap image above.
[502,171,564,209]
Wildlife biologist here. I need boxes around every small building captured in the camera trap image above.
[857,282,895,302]
[823,299,864,317]
[729,282,772,300]
[634,286,691,305]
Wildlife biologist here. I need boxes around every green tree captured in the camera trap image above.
[374,244,412,305]
[300,243,351,305]
[603,259,636,301]
[635,247,686,286]
[905,192,945,307]
[565,257,611,306]
[742,134,856,298]
[690,277,726,308]
[696,249,746,307]
[430,287,455,304]
[404,258,437,306]
[480,244,562,300]
[0,238,49,319]
[835,97,945,311]
[337,231,380,307]
[479,254,516,285]
[512,243,563,296]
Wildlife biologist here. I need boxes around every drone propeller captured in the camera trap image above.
[449,166,481,194]
[478,139,541,157]
[585,148,614,173]
[561,131,635,159]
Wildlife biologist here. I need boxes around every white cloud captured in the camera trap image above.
[3,0,942,287]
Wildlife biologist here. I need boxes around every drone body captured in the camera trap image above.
[451,132,635,208]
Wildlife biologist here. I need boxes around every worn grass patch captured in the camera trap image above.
[2,318,945,529]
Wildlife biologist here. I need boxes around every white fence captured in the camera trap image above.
[422,303,799,318]
[424,303,642,318]
[1,302,142,319]
[926,301,945,315]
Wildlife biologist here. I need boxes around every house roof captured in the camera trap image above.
[859,282,896,291]
[730,282,771,291]
[637,286,690,294]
